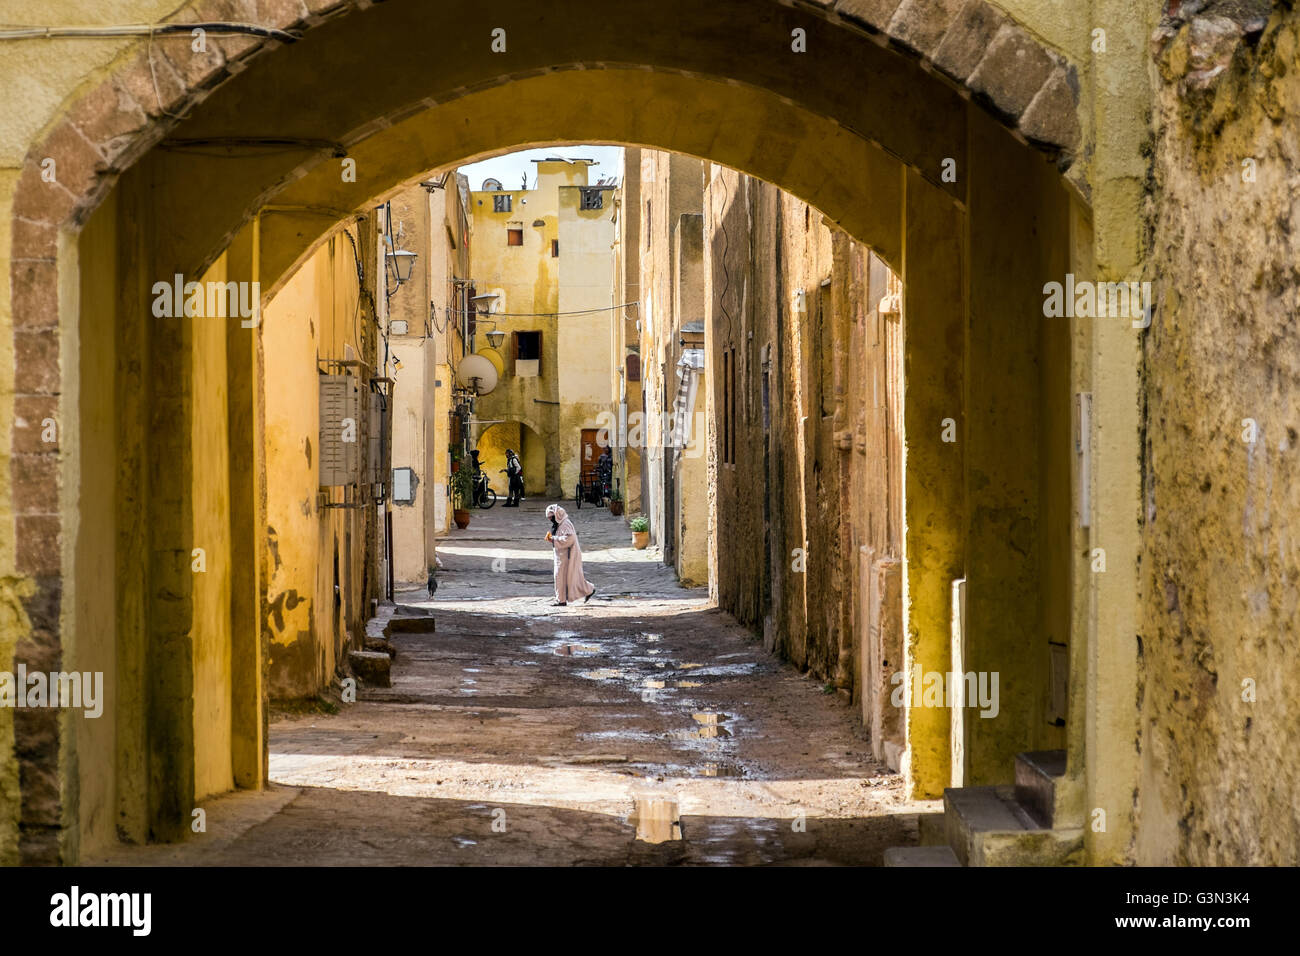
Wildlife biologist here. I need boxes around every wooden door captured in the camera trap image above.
[580,429,607,476]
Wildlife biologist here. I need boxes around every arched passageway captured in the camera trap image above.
[478,422,546,499]
[5,0,1128,866]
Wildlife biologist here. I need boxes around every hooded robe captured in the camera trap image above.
[546,504,594,603]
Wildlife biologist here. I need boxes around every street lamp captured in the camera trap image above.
[386,248,417,287]
[486,328,506,348]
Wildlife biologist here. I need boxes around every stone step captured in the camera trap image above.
[347,649,392,687]
[884,845,961,867]
[385,615,437,636]
[916,810,947,846]
[944,785,1084,866]
[1014,749,1067,827]
[944,785,1039,864]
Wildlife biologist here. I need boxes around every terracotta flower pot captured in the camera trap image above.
[610,500,624,516]
[453,509,471,529]
[632,530,649,549]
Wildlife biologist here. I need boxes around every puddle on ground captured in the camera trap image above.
[452,837,478,848]
[640,633,663,642]
[688,712,733,739]
[683,662,759,677]
[579,668,625,680]
[643,679,665,690]
[629,796,682,844]
[463,668,481,673]
[676,681,703,688]
[672,723,732,740]
[555,643,602,656]
[695,762,745,778]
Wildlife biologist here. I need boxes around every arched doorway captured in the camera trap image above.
[5,0,1100,862]
[477,421,546,499]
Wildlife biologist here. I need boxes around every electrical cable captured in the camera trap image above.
[448,301,638,318]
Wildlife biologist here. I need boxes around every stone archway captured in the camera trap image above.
[5,0,1090,862]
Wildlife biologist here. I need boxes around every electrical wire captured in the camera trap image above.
[448,301,638,318]
[715,167,735,346]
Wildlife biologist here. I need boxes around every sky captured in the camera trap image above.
[458,145,625,191]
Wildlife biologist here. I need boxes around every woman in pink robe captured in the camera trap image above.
[545,504,596,606]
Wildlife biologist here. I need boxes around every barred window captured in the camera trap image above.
[580,187,604,210]
[493,194,512,213]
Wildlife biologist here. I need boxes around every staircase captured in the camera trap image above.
[883,749,1084,867]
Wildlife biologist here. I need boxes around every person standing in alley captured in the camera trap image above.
[502,448,524,507]
[545,503,596,606]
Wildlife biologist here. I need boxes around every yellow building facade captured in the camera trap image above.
[466,158,619,498]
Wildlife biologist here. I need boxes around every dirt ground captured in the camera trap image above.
[89,499,932,866]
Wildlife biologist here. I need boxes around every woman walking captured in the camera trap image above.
[545,504,596,606]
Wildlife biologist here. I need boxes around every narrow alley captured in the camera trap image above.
[89,502,924,867]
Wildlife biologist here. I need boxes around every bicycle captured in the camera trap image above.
[472,470,497,509]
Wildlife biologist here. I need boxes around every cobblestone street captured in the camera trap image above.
[89,501,928,866]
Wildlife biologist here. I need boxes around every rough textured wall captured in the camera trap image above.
[556,184,619,494]
[707,166,897,696]
[386,183,433,584]
[615,148,643,513]
[262,232,372,700]
[1141,0,1300,865]
[638,151,706,551]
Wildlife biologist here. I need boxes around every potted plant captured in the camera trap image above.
[608,486,624,516]
[449,444,464,474]
[450,466,473,529]
[629,514,649,549]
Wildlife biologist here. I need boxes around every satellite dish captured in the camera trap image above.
[457,354,499,395]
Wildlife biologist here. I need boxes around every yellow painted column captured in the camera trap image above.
[900,168,966,799]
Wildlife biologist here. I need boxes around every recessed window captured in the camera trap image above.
[493,194,512,213]
[580,187,604,210]
[551,239,559,257]
[507,228,523,246]
[516,330,541,361]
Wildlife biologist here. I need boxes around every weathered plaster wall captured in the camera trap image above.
[261,231,372,700]
[387,183,433,585]
[706,166,892,692]
[1139,0,1299,865]
[638,151,706,553]
[389,337,428,584]
[469,167,563,494]
[556,182,618,494]
[612,148,642,514]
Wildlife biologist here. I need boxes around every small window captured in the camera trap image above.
[580,187,604,210]
[551,239,559,257]
[493,194,512,213]
[507,228,523,246]
[516,330,542,361]
[626,354,640,382]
